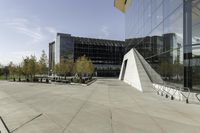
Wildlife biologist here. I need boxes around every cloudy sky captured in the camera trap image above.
[0,0,125,65]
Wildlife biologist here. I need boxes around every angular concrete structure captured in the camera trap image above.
[119,48,163,92]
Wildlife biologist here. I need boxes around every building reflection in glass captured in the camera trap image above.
[124,0,200,91]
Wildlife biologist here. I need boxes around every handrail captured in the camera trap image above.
[154,83,181,101]
[165,85,178,100]
[162,85,173,98]
[179,87,191,103]
[152,84,162,95]
[0,116,10,133]
[195,93,200,102]
[157,83,170,98]
[154,83,192,104]
[156,83,165,96]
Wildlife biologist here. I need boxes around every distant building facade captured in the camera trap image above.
[49,33,125,77]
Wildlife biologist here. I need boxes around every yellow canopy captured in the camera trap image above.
[114,0,132,13]
[114,0,126,13]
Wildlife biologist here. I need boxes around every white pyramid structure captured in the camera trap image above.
[119,48,163,92]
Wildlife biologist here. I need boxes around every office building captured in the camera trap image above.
[49,33,125,77]
[115,0,200,91]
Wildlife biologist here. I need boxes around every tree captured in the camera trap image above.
[54,63,61,76]
[38,50,48,75]
[22,55,38,81]
[8,62,16,80]
[75,55,94,77]
[54,57,74,79]
[16,65,23,81]
[3,66,9,80]
[67,59,74,75]
[28,55,37,80]
[60,57,68,77]
[0,64,3,76]
[22,57,30,80]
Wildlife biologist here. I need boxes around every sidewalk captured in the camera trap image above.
[0,79,200,133]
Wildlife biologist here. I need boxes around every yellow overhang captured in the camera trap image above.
[114,0,132,13]
[114,0,126,13]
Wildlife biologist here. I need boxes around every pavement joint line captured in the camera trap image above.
[61,85,97,133]
[122,87,167,133]
[10,113,42,133]
[157,100,200,126]
[0,116,11,133]
[39,90,85,129]
[139,88,200,125]
[4,87,79,129]
[108,86,114,133]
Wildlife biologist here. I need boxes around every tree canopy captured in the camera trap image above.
[74,55,94,76]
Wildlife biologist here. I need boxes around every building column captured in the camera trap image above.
[183,0,192,89]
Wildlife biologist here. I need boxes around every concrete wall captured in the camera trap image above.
[119,49,153,92]
[119,49,142,91]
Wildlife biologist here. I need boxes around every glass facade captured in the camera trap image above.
[58,33,74,60]
[125,0,185,87]
[124,0,200,90]
[73,37,124,77]
[192,0,200,90]
[49,41,55,71]
[49,33,125,77]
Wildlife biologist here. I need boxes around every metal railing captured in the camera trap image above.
[195,93,200,103]
[179,87,191,103]
[154,83,191,103]
[165,85,178,100]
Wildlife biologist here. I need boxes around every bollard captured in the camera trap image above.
[171,96,173,100]
[186,99,189,104]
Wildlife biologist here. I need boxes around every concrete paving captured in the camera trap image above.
[0,79,200,133]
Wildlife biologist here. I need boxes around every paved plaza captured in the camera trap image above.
[0,79,200,133]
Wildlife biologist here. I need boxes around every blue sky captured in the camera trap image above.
[0,0,125,65]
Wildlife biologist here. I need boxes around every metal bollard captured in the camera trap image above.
[186,99,189,104]
[171,96,174,100]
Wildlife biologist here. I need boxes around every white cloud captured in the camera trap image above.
[100,25,110,38]
[0,17,57,65]
[0,51,37,65]
[0,17,58,45]
[4,18,44,44]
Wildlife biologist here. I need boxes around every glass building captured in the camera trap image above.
[116,0,200,91]
[49,33,125,77]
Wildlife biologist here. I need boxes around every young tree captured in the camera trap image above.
[22,55,37,81]
[8,62,16,80]
[54,57,73,79]
[3,66,9,80]
[0,65,3,76]
[67,59,74,75]
[16,65,23,81]
[75,55,94,77]
[28,55,37,80]
[22,57,30,80]
[85,58,94,76]
[38,50,48,75]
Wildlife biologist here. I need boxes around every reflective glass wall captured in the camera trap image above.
[59,35,74,60]
[192,0,200,90]
[125,0,184,86]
